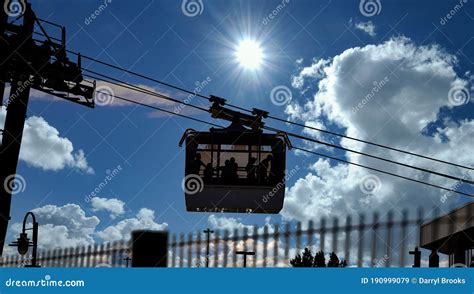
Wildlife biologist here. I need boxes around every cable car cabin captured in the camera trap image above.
[179,123,290,214]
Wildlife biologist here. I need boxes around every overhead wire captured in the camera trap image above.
[92,89,474,198]
[83,69,474,185]
[30,36,473,170]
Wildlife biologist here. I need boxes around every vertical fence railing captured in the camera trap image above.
[0,209,454,268]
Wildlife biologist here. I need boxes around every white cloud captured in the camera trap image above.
[355,21,376,37]
[10,204,100,250]
[96,208,168,243]
[0,108,94,174]
[7,203,167,251]
[91,197,125,218]
[283,37,474,224]
[208,215,254,232]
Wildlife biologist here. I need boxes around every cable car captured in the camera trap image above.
[179,96,292,214]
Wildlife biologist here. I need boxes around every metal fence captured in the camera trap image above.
[0,208,455,268]
[0,241,129,268]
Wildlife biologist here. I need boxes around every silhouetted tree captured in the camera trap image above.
[290,247,347,267]
[327,252,340,267]
[290,248,314,267]
[313,250,326,267]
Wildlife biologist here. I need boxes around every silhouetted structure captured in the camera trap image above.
[236,251,255,267]
[8,212,39,267]
[0,1,94,255]
[131,231,168,267]
[203,229,214,267]
[420,202,474,267]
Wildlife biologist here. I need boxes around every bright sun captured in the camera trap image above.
[235,40,264,70]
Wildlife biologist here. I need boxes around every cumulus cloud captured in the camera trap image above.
[283,37,474,223]
[0,107,94,174]
[91,197,125,218]
[10,204,100,250]
[96,208,168,243]
[355,21,376,37]
[7,203,167,250]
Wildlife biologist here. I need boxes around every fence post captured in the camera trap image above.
[131,230,168,267]
[273,225,279,267]
[344,216,351,266]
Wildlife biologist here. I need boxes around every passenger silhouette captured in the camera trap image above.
[258,155,273,183]
[229,157,239,183]
[220,160,232,184]
[203,163,214,184]
[246,157,257,183]
[189,153,205,175]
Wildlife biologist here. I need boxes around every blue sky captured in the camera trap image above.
[2,0,474,249]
